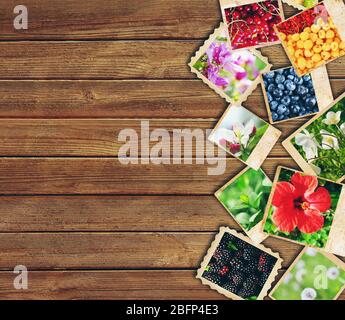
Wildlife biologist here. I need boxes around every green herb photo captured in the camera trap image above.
[216,168,272,232]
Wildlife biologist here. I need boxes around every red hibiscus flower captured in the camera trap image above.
[272,172,331,234]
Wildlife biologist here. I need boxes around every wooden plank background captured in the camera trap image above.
[0,0,344,300]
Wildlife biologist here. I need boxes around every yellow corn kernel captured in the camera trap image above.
[300,32,309,41]
[321,51,331,60]
[323,24,330,31]
[306,60,314,69]
[331,42,339,51]
[310,33,318,42]
[304,40,313,50]
[316,38,324,45]
[340,50,345,55]
[339,42,345,49]
[288,34,293,41]
[295,49,303,58]
[319,30,326,39]
[313,45,322,53]
[316,18,325,27]
[311,24,320,33]
[334,37,341,43]
[287,40,295,47]
[326,38,333,44]
[297,40,304,49]
[328,18,335,29]
[297,57,307,70]
[287,46,295,55]
[279,33,286,41]
[331,50,340,58]
[312,53,322,62]
[304,49,313,58]
[322,43,331,52]
[292,33,300,41]
[326,30,335,39]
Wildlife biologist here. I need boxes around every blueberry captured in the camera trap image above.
[303,75,311,82]
[265,71,275,79]
[291,95,300,102]
[297,86,308,96]
[305,97,317,108]
[312,107,319,113]
[276,69,284,75]
[287,74,295,80]
[281,96,291,106]
[284,80,296,91]
[277,104,287,115]
[272,112,279,121]
[270,100,279,111]
[275,74,285,84]
[293,77,304,85]
[292,105,300,114]
[273,89,283,98]
[263,80,268,87]
[267,84,275,93]
[278,83,285,91]
[267,92,273,102]
[285,108,290,116]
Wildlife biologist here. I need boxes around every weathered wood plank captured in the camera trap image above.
[0,118,307,157]
[0,232,301,270]
[0,80,343,119]
[0,158,297,194]
[0,1,297,40]
[0,196,236,232]
[0,42,344,79]
[0,269,343,300]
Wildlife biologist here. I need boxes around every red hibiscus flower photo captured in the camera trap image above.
[264,167,342,248]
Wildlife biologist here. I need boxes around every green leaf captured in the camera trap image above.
[240,194,249,204]
[227,242,238,251]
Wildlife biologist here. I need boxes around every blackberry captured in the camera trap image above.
[206,262,223,274]
[229,258,247,271]
[204,273,225,287]
[242,248,253,261]
[238,274,260,299]
[222,282,238,294]
[228,271,245,287]
[258,253,276,273]
[219,266,230,276]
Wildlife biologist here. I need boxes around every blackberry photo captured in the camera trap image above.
[201,232,278,300]
[262,67,319,123]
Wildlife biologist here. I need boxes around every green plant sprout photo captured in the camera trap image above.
[217,168,272,232]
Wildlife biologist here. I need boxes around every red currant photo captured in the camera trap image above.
[223,0,283,50]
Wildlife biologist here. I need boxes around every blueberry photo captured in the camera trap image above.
[262,67,319,123]
[201,231,278,300]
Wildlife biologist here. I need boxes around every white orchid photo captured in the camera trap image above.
[292,96,345,181]
[210,106,269,162]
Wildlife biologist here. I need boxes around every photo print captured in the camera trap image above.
[215,167,272,243]
[283,91,345,182]
[189,24,271,105]
[275,0,345,76]
[261,65,333,123]
[197,227,282,300]
[270,247,345,300]
[209,105,281,170]
[219,0,284,50]
[263,166,345,256]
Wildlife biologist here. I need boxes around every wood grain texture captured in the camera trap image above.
[0,42,344,79]
[0,0,298,40]
[0,232,301,270]
[0,118,308,157]
[0,269,344,300]
[0,158,297,195]
[0,79,343,119]
[0,196,236,232]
